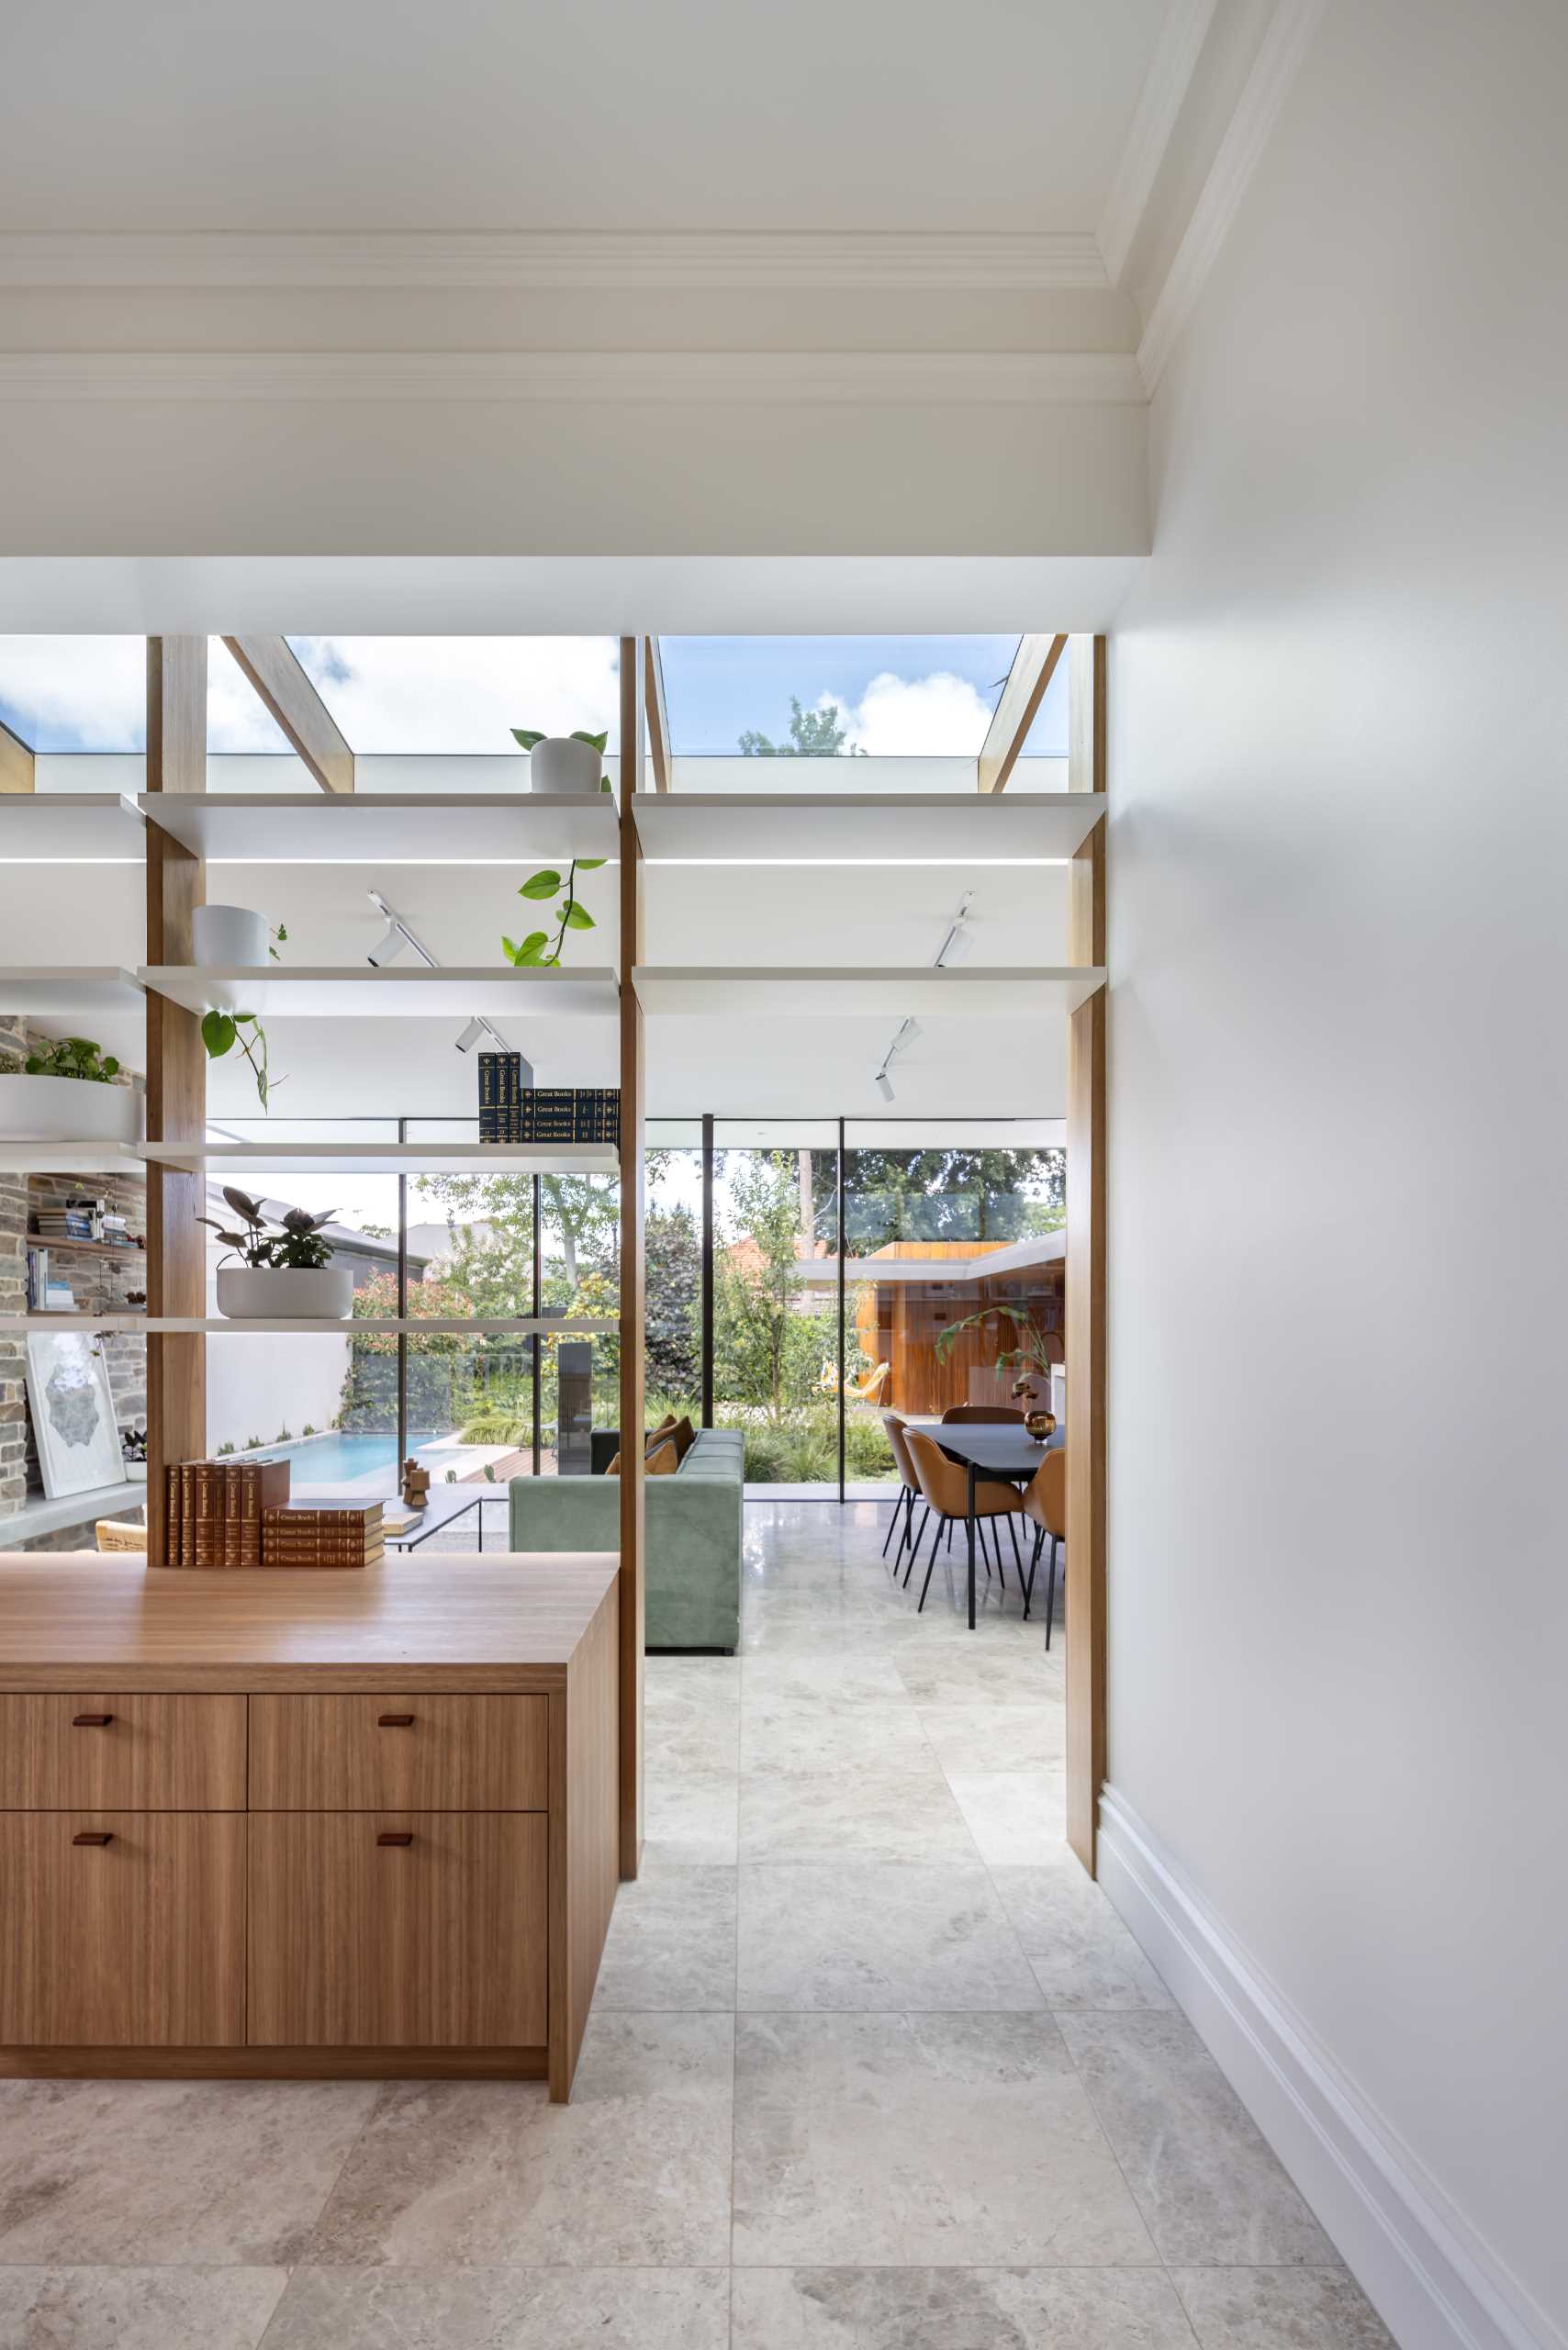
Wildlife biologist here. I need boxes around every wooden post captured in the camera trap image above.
[1065,632,1107,1873]
[617,638,646,1877]
[0,721,33,794]
[143,638,207,1567]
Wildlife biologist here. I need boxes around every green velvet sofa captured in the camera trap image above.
[508,1427,743,1652]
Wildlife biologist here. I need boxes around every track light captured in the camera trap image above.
[368,919,409,968]
[935,892,976,968]
[454,1017,486,1056]
[875,1070,895,1104]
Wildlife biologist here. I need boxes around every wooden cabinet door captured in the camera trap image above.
[0,1814,245,2047]
[248,1813,548,2049]
[248,1694,548,1811]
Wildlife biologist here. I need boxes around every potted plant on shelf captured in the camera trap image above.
[0,1035,144,1144]
[511,725,614,799]
[200,1187,353,1321]
[120,1425,149,1483]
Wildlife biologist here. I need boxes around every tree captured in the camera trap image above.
[843,1147,1064,1249]
[737,696,865,757]
[645,1202,700,1400]
[711,1150,836,1420]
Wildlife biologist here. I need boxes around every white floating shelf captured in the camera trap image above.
[0,794,146,859]
[0,968,145,1016]
[633,967,1105,1017]
[138,1140,620,1176]
[0,1315,618,1337]
[633,791,1105,864]
[140,792,620,865]
[0,1142,147,1174]
[139,966,620,1017]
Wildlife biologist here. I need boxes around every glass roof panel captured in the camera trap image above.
[0,635,147,751]
[286,636,620,754]
[660,635,1021,758]
[1017,644,1070,761]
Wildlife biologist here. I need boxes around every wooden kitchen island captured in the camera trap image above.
[0,1552,619,2102]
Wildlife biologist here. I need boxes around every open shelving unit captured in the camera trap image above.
[0,968,145,1016]
[632,790,1106,864]
[138,1139,620,1175]
[138,791,620,864]
[0,1143,147,1174]
[0,794,146,859]
[0,1315,617,1337]
[633,966,1106,1016]
[140,965,621,1017]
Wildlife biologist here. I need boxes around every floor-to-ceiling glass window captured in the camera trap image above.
[645,1121,704,1428]
[708,1121,840,1488]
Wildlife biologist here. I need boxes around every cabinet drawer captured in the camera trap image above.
[248,1812,548,2048]
[0,1813,245,2047]
[248,1694,548,1811]
[0,1695,246,1810]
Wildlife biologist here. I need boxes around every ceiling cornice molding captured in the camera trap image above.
[0,229,1109,294]
[1096,0,1217,287]
[1137,0,1327,392]
[0,348,1146,406]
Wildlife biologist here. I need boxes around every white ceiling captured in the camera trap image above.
[2,0,1168,235]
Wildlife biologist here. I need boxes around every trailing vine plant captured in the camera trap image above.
[503,727,612,968]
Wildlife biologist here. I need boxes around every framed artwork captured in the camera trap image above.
[25,1332,127,1499]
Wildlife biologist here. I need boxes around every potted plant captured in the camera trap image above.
[511,725,614,799]
[192,908,287,968]
[0,1035,144,1144]
[120,1425,149,1483]
[934,1303,1064,1406]
[200,1187,353,1320]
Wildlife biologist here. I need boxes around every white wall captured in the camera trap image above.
[1106,2,1568,2342]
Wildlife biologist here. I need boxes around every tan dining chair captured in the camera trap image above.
[903,1427,1026,1613]
[880,1409,920,1571]
[940,1404,1026,1424]
[1021,1448,1067,1647]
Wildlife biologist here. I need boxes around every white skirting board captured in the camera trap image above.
[1096,1788,1559,2350]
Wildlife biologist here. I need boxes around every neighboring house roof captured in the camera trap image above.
[790,1229,1066,1288]
[201,1184,431,1277]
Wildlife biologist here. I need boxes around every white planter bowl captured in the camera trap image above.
[216,1266,354,1321]
[194,903,269,968]
[528,736,602,796]
[0,1073,144,1144]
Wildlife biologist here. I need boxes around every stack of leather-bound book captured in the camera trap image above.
[261,1501,385,1569]
[164,1458,291,1567]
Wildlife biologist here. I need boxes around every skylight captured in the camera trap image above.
[0,635,313,755]
[286,636,620,754]
[659,636,1022,757]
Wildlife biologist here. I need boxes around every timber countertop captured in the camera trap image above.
[0,1552,619,1693]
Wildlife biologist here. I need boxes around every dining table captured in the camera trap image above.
[913,1420,1065,1629]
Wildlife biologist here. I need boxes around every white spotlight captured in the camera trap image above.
[368,919,409,969]
[875,1070,895,1104]
[936,918,974,966]
[454,1017,486,1055]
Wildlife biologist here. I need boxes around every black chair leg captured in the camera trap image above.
[1007,1515,1023,1573]
[881,1489,902,1556]
[918,1519,949,1612]
[1023,1525,1043,1618]
[902,1504,930,1588]
[1043,1538,1058,1651]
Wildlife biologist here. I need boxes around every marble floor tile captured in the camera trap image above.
[306,2013,734,2269]
[991,1864,1175,2009]
[0,2266,287,2350]
[742,1652,909,1707]
[733,2010,1156,2267]
[0,2079,377,2266]
[262,2265,731,2349]
[1058,2012,1337,2266]
[1170,2266,1394,2347]
[594,1865,738,2009]
[739,1762,980,1864]
[643,1765,740,1866]
[732,2266,1199,2348]
[891,1649,1063,1711]
[913,1699,1067,1774]
[942,1766,1068,1863]
[741,1699,933,1776]
[737,1860,1042,2011]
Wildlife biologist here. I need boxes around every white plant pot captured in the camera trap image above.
[0,1073,144,1143]
[123,1461,148,1483]
[194,903,269,968]
[528,736,602,796]
[216,1266,354,1321]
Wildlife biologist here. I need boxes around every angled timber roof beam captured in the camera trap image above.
[977,632,1067,793]
[644,633,672,793]
[221,635,354,794]
[0,715,33,792]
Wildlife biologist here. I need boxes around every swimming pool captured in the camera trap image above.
[253,1432,447,1488]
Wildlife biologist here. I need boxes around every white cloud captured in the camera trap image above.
[822,669,995,756]
[0,634,146,750]
[287,636,621,755]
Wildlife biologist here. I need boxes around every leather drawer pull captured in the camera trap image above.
[377,1713,415,1728]
[73,1830,114,1847]
[72,1713,114,1727]
[376,1830,414,1847]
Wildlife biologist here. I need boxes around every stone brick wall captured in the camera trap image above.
[0,1013,149,1542]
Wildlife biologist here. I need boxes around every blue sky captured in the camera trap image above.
[0,633,1069,758]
